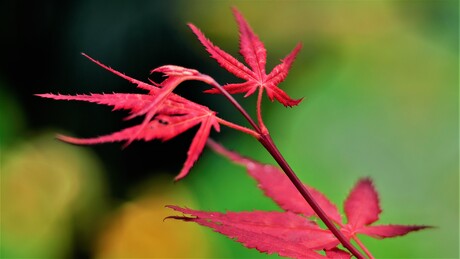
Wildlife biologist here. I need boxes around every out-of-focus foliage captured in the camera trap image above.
[95,177,212,258]
[1,133,107,258]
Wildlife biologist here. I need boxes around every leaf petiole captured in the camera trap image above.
[353,236,375,259]
[256,87,268,135]
[216,117,260,139]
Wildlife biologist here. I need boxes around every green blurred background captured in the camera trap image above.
[1,0,458,258]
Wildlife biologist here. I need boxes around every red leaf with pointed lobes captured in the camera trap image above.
[36,55,221,181]
[207,140,342,223]
[167,205,337,258]
[189,8,303,107]
[340,178,431,240]
[199,141,431,254]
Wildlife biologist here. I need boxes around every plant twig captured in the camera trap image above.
[258,134,365,259]
[210,81,366,259]
[216,117,260,138]
[209,81,261,134]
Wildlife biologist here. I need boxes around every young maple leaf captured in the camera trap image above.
[340,178,431,239]
[36,54,220,181]
[168,140,430,258]
[188,7,303,107]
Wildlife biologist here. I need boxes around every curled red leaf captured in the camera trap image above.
[36,54,221,180]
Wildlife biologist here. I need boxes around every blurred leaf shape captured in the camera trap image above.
[1,133,107,258]
[95,177,212,258]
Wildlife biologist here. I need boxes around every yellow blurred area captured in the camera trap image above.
[95,179,212,258]
[1,133,212,258]
[179,1,402,51]
[1,133,107,257]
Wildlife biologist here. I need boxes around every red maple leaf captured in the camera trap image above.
[168,140,430,258]
[340,178,430,240]
[188,7,303,107]
[36,54,221,181]
[167,206,341,259]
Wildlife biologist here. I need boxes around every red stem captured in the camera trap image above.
[256,87,268,134]
[209,82,365,258]
[209,81,261,134]
[258,134,365,259]
[216,117,260,138]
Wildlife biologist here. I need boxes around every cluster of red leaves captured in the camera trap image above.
[167,140,429,258]
[36,7,301,180]
[37,54,221,181]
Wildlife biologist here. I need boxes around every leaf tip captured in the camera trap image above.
[173,170,189,182]
[187,22,199,33]
[56,134,85,145]
[80,52,92,61]
[286,96,304,107]
[356,177,376,190]
[231,6,243,17]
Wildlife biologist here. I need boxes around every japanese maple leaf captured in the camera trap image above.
[340,178,430,240]
[167,206,345,259]
[36,54,220,180]
[168,140,430,258]
[188,7,303,107]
